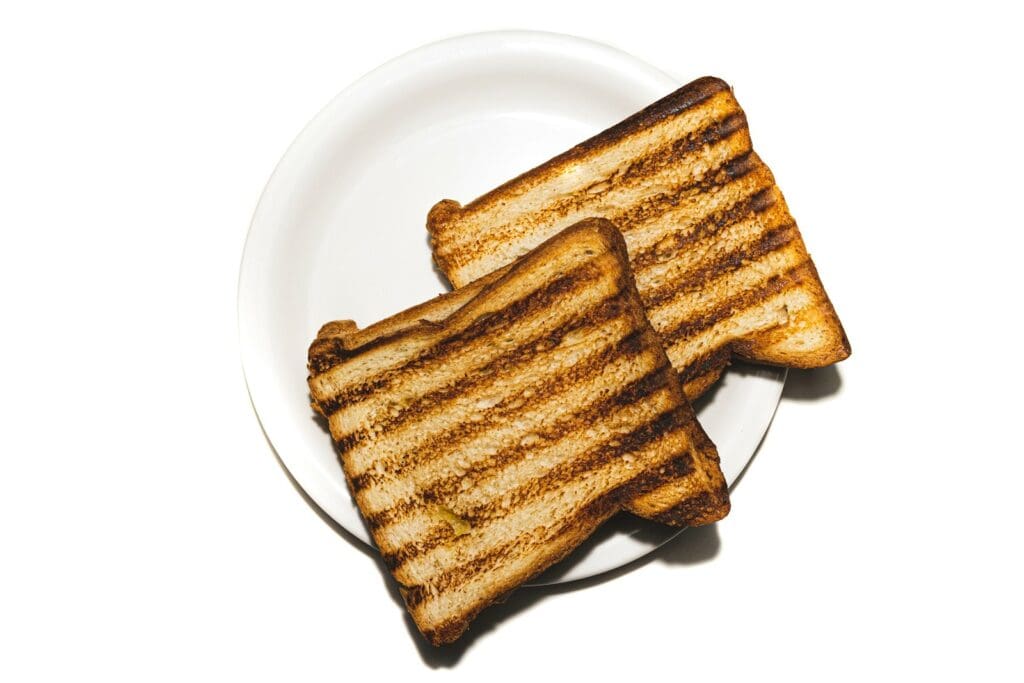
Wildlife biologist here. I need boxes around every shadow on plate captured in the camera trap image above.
[781,365,842,401]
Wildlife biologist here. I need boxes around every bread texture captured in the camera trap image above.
[428,76,850,391]
[307,220,728,644]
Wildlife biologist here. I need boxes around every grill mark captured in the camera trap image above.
[400,422,697,608]
[345,298,628,492]
[366,361,671,532]
[460,400,691,524]
[641,222,798,310]
[650,481,730,526]
[314,262,605,410]
[680,365,727,401]
[631,186,777,271]
[386,408,688,576]
[610,151,758,233]
[353,328,651,499]
[344,297,627,469]
[311,269,511,377]
[458,113,750,250]
[334,431,363,457]
[660,263,806,346]
[309,328,403,376]
[616,112,747,185]
[615,448,698,501]
[367,498,417,533]
[382,525,452,571]
[678,347,734,384]
[582,112,747,200]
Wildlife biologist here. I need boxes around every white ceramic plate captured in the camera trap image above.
[238,31,785,584]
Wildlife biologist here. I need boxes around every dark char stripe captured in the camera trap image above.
[678,347,734,384]
[611,150,759,233]
[631,186,778,271]
[309,328,403,376]
[660,262,808,346]
[382,525,452,572]
[343,295,628,474]
[460,400,693,523]
[354,327,647,518]
[315,261,606,411]
[400,415,697,608]
[363,330,657,531]
[501,112,750,229]
[617,111,747,184]
[453,77,736,218]
[641,222,798,310]
[384,404,688,577]
[679,365,729,401]
[367,358,671,533]
[348,323,648,492]
[650,481,730,526]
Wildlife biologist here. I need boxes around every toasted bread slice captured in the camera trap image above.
[311,225,730,528]
[308,219,727,644]
[428,76,850,392]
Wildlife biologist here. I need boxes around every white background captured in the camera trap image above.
[2,2,1021,680]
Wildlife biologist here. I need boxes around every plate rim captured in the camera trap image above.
[238,29,785,583]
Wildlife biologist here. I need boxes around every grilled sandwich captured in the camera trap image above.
[310,220,732,528]
[428,76,850,398]
[307,219,727,644]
